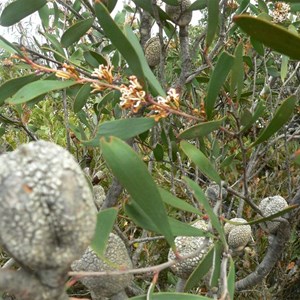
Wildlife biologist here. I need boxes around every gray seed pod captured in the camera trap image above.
[168,220,213,279]
[144,36,161,67]
[166,0,193,27]
[71,233,133,299]
[224,218,251,252]
[0,141,97,274]
[258,195,288,233]
[93,185,106,210]
[205,183,228,203]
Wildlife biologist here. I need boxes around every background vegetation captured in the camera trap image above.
[0,0,300,299]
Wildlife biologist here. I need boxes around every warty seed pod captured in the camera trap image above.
[168,220,213,279]
[205,183,228,203]
[144,36,161,67]
[71,233,133,299]
[224,218,251,252]
[166,0,193,27]
[258,195,288,233]
[0,141,97,274]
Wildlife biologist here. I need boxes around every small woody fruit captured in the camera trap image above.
[166,0,193,27]
[258,195,288,233]
[224,218,251,252]
[144,36,161,67]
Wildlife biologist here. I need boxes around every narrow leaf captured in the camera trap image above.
[250,95,297,147]
[100,137,174,247]
[280,55,289,82]
[234,15,300,60]
[73,83,91,113]
[159,188,203,215]
[124,25,165,96]
[83,118,155,145]
[0,0,47,26]
[6,80,77,104]
[0,74,42,106]
[130,292,213,300]
[84,50,107,67]
[209,240,222,287]
[178,118,226,139]
[240,101,266,134]
[184,244,215,291]
[183,176,226,245]
[227,257,235,299]
[91,208,118,257]
[94,3,145,81]
[0,36,22,55]
[181,141,221,184]
[206,0,219,48]
[230,42,244,101]
[188,0,207,11]
[205,52,234,119]
[61,18,94,48]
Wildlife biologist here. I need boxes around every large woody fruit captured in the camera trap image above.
[168,220,213,279]
[71,233,133,299]
[0,141,97,275]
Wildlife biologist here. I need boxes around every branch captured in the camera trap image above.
[235,218,291,291]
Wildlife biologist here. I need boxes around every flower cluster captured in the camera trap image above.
[150,88,180,121]
[90,64,114,92]
[272,2,290,23]
[119,76,147,113]
[56,63,80,80]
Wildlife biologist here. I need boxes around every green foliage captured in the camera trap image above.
[0,0,299,299]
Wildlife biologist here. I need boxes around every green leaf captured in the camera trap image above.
[83,118,155,145]
[206,0,219,48]
[126,200,210,237]
[227,257,235,299]
[178,118,226,140]
[84,50,107,67]
[250,95,297,147]
[183,176,226,245]
[159,188,202,215]
[38,4,50,28]
[209,240,222,287]
[205,52,234,120]
[168,217,213,237]
[125,201,160,233]
[240,101,266,134]
[42,32,66,58]
[234,15,300,60]
[188,0,207,11]
[131,292,213,300]
[0,0,47,26]
[132,0,170,21]
[90,208,118,257]
[184,244,215,291]
[180,141,221,184]
[61,18,94,48]
[73,83,91,113]
[124,25,165,96]
[280,55,289,82]
[250,37,264,56]
[0,36,22,55]
[153,143,164,161]
[230,42,244,101]
[100,137,174,247]
[94,3,145,81]
[0,127,5,137]
[6,80,77,104]
[0,74,42,106]
[162,0,179,5]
